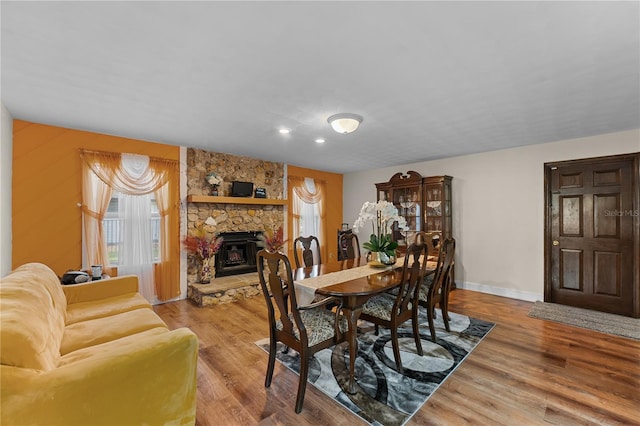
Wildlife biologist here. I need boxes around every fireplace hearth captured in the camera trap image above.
[215,231,263,277]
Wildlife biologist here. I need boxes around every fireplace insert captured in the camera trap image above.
[215,231,263,277]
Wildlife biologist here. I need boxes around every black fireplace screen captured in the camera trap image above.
[215,231,263,277]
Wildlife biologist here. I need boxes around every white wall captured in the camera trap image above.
[0,104,13,277]
[344,129,640,301]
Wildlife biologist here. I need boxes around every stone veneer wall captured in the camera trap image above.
[186,148,285,287]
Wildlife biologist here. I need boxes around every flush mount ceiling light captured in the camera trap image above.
[327,113,363,134]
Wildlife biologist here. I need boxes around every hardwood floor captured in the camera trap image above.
[154,289,640,425]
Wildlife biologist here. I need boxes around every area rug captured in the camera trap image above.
[528,301,640,340]
[255,309,494,426]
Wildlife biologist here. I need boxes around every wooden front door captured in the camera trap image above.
[544,153,639,318]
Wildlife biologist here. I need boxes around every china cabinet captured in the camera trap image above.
[375,171,424,245]
[376,173,453,252]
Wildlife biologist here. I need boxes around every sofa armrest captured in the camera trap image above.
[62,275,139,304]
[1,327,198,426]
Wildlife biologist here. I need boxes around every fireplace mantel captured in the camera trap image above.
[187,195,287,206]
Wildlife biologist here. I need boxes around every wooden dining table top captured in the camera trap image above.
[293,256,432,298]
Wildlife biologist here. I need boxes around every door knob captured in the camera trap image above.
[553,240,559,246]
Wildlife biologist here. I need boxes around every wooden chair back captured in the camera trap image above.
[429,238,455,301]
[414,231,437,258]
[397,241,429,314]
[293,235,321,268]
[420,237,456,342]
[338,232,361,260]
[257,250,302,343]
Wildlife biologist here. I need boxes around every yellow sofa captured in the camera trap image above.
[1,263,199,425]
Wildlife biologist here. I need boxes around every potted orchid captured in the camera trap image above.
[183,225,224,283]
[206,171,223,196]
[353,200,408,266]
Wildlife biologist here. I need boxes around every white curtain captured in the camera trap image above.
[82,149,180,302]
[115,155,156,303]
[297,178,320,264]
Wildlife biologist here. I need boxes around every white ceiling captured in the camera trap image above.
[2,1,639,173]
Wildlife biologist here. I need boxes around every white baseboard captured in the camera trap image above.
[457,281,543,302]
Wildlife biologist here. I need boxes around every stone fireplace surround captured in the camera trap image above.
[186,148,285,306]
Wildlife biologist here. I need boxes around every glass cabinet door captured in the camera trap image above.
[392,186,421,244]
[424,185,443,233]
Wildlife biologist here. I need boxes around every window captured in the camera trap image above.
[81,149,180,302]
[103,192,161,266]
[289,176,326,262]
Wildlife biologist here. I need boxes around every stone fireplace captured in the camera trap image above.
[185,148,285,306]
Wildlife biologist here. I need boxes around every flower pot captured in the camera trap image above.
[367,251,397,268]
[200,255,215,283]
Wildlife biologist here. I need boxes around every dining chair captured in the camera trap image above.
[257,249,345,413]
[338,232,360,260]
[418,238,456,342]
[359,241,428,373]
[293,235,322,268]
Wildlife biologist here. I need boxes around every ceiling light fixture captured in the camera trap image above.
[315,138,325,144]
[327,113,363,134]
[278,128,291,134]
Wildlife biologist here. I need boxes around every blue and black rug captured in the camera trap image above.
[256,309,494,426]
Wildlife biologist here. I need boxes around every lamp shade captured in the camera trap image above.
[327,113,363,134]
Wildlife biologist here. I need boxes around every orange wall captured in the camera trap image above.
[287,165,343,263]
[12,120,179,275]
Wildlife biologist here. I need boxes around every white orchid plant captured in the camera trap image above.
[353,200,409,257]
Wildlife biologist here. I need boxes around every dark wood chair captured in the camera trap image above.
[418,238,456,341]
[338,232,360,260]
[414,231,437,258]
[293,235,321,268]
[257,249,344,413]
[359,241,428,373]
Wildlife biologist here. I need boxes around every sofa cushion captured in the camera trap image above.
[65,292,151,325]
[0,263,67,371]
[58,327,169,366]
[60,308,169,355]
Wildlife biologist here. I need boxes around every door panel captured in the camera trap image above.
[560,196,583,236]
[546,154,638,317]
[559,249,583,291]
[593,194,619,237]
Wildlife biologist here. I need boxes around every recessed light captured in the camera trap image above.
[279,128,291,134]
[315,138,326,144]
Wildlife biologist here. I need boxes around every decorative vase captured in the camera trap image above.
[210,185,219,196]
[200,255,215,283]
[367,251,397,268]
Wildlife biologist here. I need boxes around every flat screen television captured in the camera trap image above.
[231,181,253,197]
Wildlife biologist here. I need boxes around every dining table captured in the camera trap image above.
[293,255,436,394]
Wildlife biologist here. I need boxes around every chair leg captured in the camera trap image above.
[441,291,451,332]
[295,352,310,413]
[441,277,452,331]
[390,327,403,373]
[265,335,276,388]
[412,311,423,356]
[427,302,437,343]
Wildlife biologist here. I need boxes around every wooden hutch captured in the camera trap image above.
[375,172,452,247]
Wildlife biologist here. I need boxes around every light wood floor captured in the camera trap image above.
[154,289,640,425]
